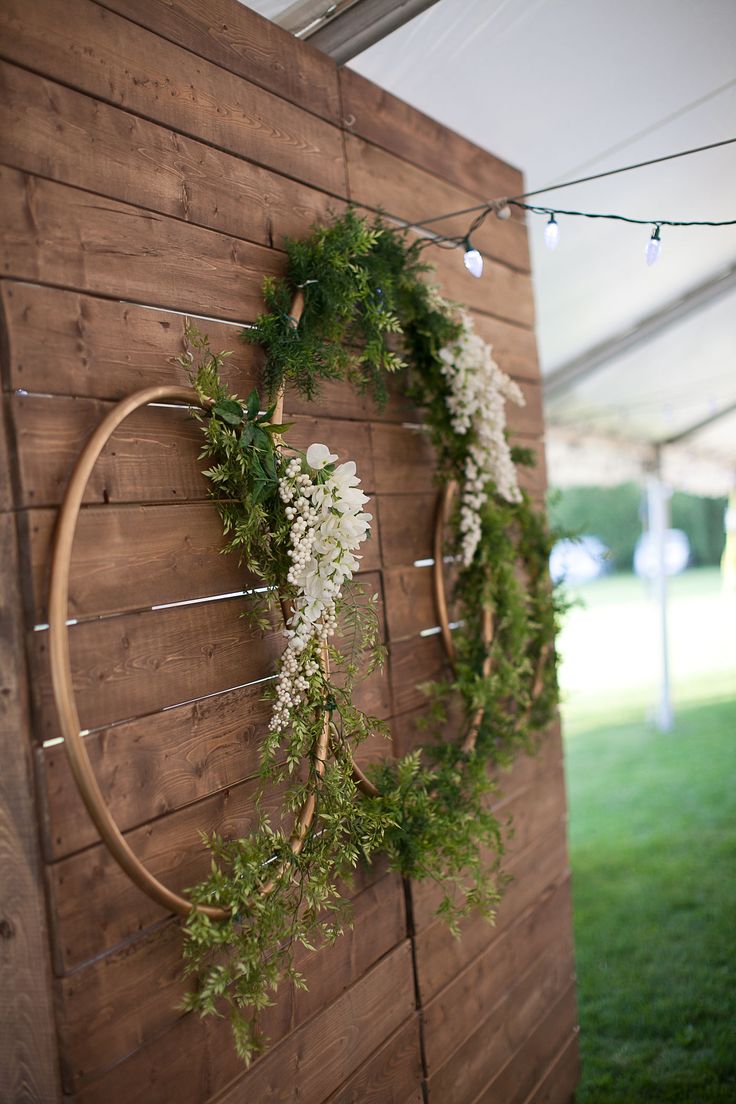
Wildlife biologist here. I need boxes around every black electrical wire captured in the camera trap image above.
[410,135,736,231]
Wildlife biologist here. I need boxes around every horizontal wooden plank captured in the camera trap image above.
[213,941,416,1104]
[345,133,529,275]
[414,825,570,1003]
[324,1015,423,1104]
[422,876,573,1074]
[426,945,575,1104]
[382,562,462,643]
[469,985,578,1104]
[98,0,341,125]
[32,563,384,740]
[0,61,342,258]
[37,681,272,860]
[24,494,382,623]
[10,393,376,509]
[411,747,567,930]
[523,1030,579,1104]
[68,940,414,1104]
[56,871,405,1090]
[0,0,346,195]
[1,281,539,408]
[370,423,546,499]
[389,632,450,717]
[340,67,521,200]
[467,310,540,383]
[423,238,534,329]
[38,661,393,861]
[32,590,284,741]
[377,493,436,569]
[0,167,283,323]
[48,772,291,971]
[1,283,263,401]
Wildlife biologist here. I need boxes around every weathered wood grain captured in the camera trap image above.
[67,941,414,1104]
[24,495,382,623]
[422,876,573,1074]
[0,514,61,1103]
[0,167,283,323]
[426,946,575,1104]
[56,872,405,1091]
[389,632,450,716]
[411,750,567,930]
[339,68,522,204]
[48,773,289,970]
[0,0,346,195]
[31,565,383,740]
[414,826,571,1002]
[344,134,529,276]
[212,942,416,1104]
[524,1030,580,1104]
[424,238,535,328]
[97,0,341,124]
[38,660,392,863]
[324,1015,424,1104]
[37,681,273,860]
[2,282,539,406]
[0,62,343,257]
[32,591,283,740]
[468,985,578,1104]
[370,422,546,498]
[10,392,377,508]
[468,310,541,382]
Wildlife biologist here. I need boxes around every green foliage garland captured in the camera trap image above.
[179,210,564,1064]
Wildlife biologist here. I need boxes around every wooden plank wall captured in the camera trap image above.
[0,1,579,1100]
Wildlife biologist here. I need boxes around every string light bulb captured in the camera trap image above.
[645,225,662,266]
[496,204,511,220]
[544,213,560,251]
[463,238,484,278]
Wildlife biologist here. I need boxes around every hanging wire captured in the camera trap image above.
[409,135,736,231]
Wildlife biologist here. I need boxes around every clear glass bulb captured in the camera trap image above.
[544,215,559,251]
[645,228,662,266]
[463,247,484,278]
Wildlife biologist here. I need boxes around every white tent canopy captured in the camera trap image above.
[247,0,736,496]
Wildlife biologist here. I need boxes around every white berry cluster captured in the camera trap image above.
[270,443,372,733]
[439,312,525,566]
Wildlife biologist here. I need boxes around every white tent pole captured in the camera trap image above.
[647,453,674,732]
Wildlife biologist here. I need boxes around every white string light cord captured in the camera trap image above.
[403,136,736,273]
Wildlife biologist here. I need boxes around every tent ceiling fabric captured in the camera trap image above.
[243,0,736,493]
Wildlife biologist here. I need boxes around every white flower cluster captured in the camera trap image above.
[270,443,372,733]
[439,312,525,566]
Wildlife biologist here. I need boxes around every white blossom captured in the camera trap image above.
[269,446,371,733]
[439,312,524,565]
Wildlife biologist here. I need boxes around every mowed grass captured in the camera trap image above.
[557,569,736,1102]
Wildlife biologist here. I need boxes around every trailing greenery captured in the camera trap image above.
[179,211,563,1064]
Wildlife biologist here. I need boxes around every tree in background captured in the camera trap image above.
[548,483,727,571]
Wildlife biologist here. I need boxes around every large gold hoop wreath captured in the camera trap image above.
[47,293,378,920]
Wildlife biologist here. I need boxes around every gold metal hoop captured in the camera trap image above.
[47,290,361,918]
[432,482,552,751]
[433,480,494,753]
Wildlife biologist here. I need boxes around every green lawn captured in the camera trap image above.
[558,569,736,1102]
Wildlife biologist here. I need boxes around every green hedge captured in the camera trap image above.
[548,483,726,571]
